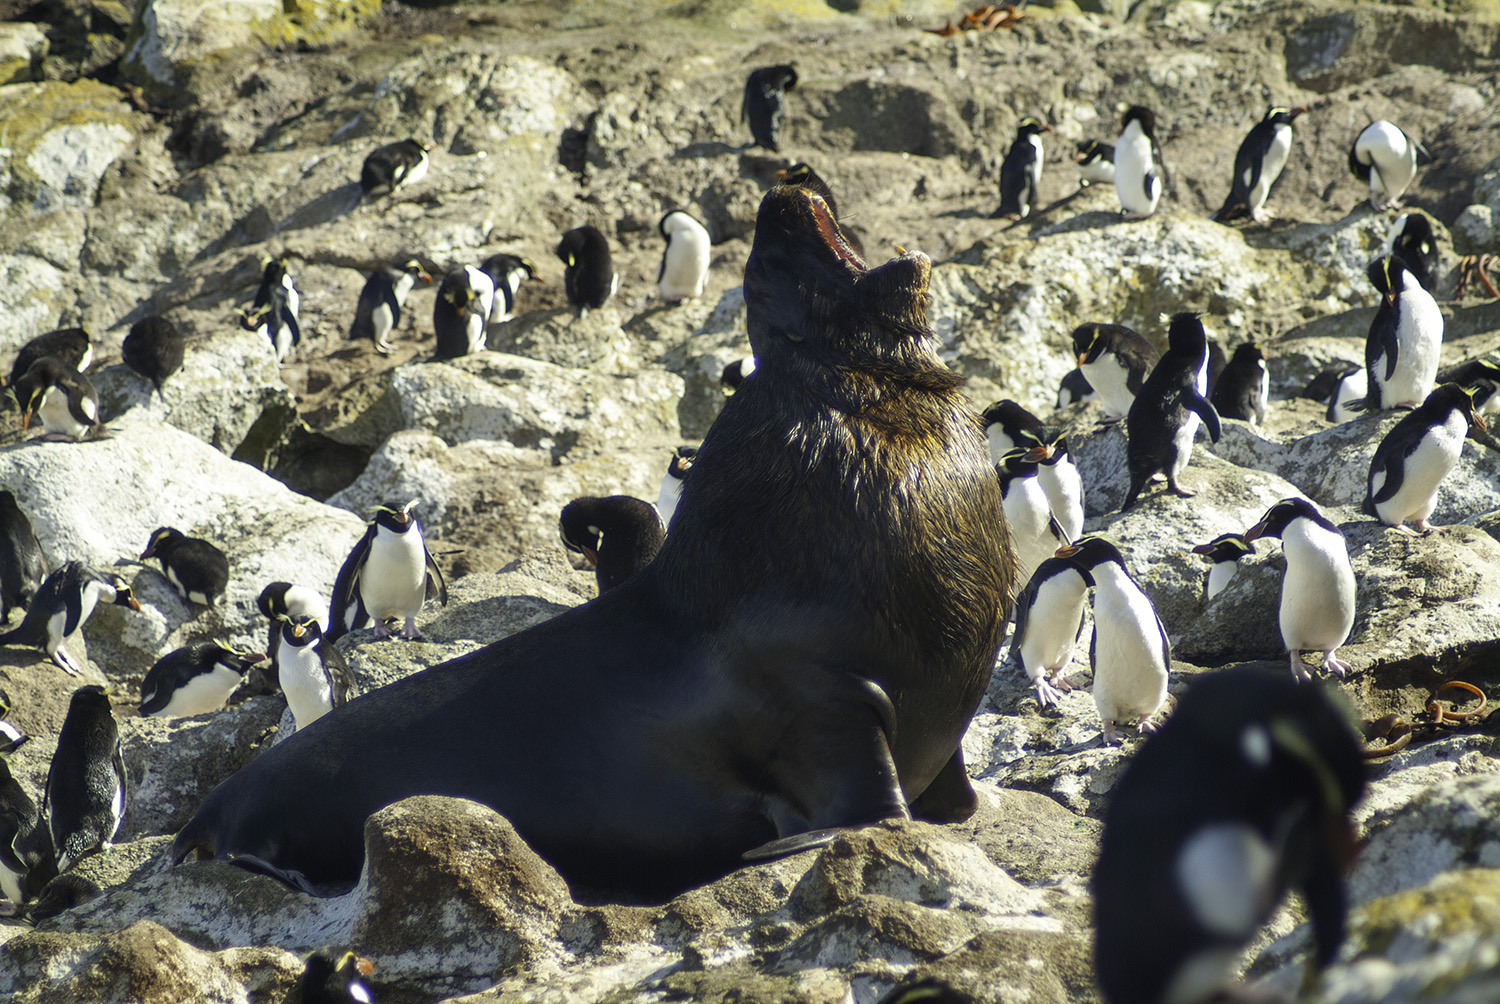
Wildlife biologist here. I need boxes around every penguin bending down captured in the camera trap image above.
[1324,365,1367,423]
[479,253,539,324]
[1114,105,1163,219]
[996,449,1070,589]
[1364,254,1441,411]
[1074,139,1114,187]
[1121,313,1222,510]
[1190,532,1254,600]
[258,582,329,690]
[44,685,127,873]
[720,357,755,392]
[742,64,798,151]
[279,616,358,732]
[351,261,430,355]
[0,490,46,625]
[4,326,92,389]
[1437,357,1500,416]
[11,357,103,441]
[560,496,666,594]
[1210,106,1305,224]
[0,755,55,913]
[1243,497,1355,681]
[243,258,300,365]
[657,211,712,303]
[1009,556,1091,706]
[121,316,185,398]
[139,643,266,718]
[1057,368,1095,407]
[557,226,617,313]
[328,501,447,641]
[360,139,430,198]
[140,526,229,607]
[1073,322,1159,422]
[0,562,139,675]
[655,446,698,528]
[1349,120,1420,211]
[432,266,496,359]
[1025,436,1085,542]
[1383,211,1440,293]
[981,399,1046,463]
[1365,383,1485,534]
[1209,341,1269,425]
[1093,667,1365,1004]
[995,117,1051,220]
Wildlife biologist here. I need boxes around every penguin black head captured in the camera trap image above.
[1015,117,1052,138]
[1228,341,1267,366]
[981,400,1045,445]
[1165,312,1208,355]
[400,260,433,284]
[1425,382,1487,433]
[280,615,323,650]
[109,576,142,612]
[1023,434,1070,465]
[299,947,375,1004]
[1054,535,1126,571]
[995,447,1041,479]
[1243,497,1332,542]
[1120,105,1157,138]
[1264,105,1307,126]
[11,357,73,430]
[1075,139,1111,164]
[370,500,418,533]
[666,445,697,481]
[1190,532,1255,564]
[258,582,293,620]
[1368,254,1412,304]
[67,684,111,712]
[140,526,185,560]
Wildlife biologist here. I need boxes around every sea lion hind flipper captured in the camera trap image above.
[741,827,844,862]
[907,748,978,823]
[226,853,327,897]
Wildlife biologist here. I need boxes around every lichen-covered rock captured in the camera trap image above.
[0,23,46,85]
[0,80,141,225]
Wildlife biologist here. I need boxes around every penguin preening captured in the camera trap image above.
[11,357,103,441]
[1318,364,1367,423]
[1121,313,1222,510]
[279,616,358,731]
[1073,322,1159,422]
[328,500,447,641]
[1190,532,1254,600]
[1211,106,1305,224]
[257,581,329,690]
[1093,666,1365,1004]
[242,258,300,365]
[657,210,712,303]
[559,495,665,594]
[4,327,92,390]
[139,643,265,718]
[1209,341,1270,425]
[557,226,617,313]
[1074,139,1114,187]
[299,948,376,1004]
[432,265,496,359]
[996,449,1070,589]
[351,260,431,355]
[1349,119,1420,211]
[44,685,127,874]
[360,138,431,198]
[1009,556,1091,706]
[1057,367,1095,408]
[1365,254,1442,411]
[479,253,540,324]
[995,117,1051,220]
[140,526,229,607]
[655,445,698,528]
[121,316,185,398]
[1381,210,1441,294]
[0,562,139,676]
[742,64,798,151]
[1115,105,1163,219]
[1365,383,1485,534]
[0,490,46,625]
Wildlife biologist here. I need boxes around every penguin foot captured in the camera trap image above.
[0,899,20,917]
[1250,207,1276,224]
[1034,678,1065,707]
[1414,520,1436,534]
[1169,485,1197,499]
[401,616,423,640]
[1119,210,1151,221]
[52,650,83,677]
[373,621,392,640]
[1101,720,1122,745]
[1388,522,1420,536]
[1322,652,1351,678]
[1138,717,1161,735]
[1288,651,1315,683]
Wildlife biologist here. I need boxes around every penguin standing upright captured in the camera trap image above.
[299,948,377,1004]
[1209,341,1270,425]
[139,643,265,718]
[44,685,126,873]
[5,327,92,389]
[278,616,358,731]
[1365,383,1485,534]
[742,64,798,151]
[478,253,538,324]
[0,562,139,675]
[1121,313,1222,510]
[655,445,698,528]
[1073,322,1159,422]
[11,357,102,441]
[432,266,496,359]
[1093,667,1365,1004]
[243,258,300,365]
[360,138,431,198]
[1114,105,1164,219]
[121,316,185,398]
[1365,254,1442,411]
[995,117,1051,220]
[1009,556,1092,706]
[351,260,430,355]
[1190,532,1254,600]
[1382,211,1440,292]
[1025,436,1085,542]
[1074,139,1115,187]
[560,495,666,593]
[257,582,329,689]
[981,399,1046,463]
[0,490,46,625]
[657,210,712,303]
[1210,106,1305,224]
[1350,119,1420,211]
[996,449,1070,588]
[1055,537,1170,744]
[0,755,55,913]
[140,526,229,607]
[1243,497,1356,681]
[557,226,617,313]
[328,501,447,641]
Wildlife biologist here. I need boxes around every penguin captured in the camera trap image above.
[4,326,92,389]
[360,138,430,198]
[1057,367,1095,408]
[0,756,54,914]
[1210,106,1305,224]
[0,720,26,755]
[995,117,1051,220]
[1114,105,1163,219]
[432,265,496,359]
[996,449,1070,588]
[478,253,538,324]
[44,685,126,873]
[1326,364,1368,423]
[11,357,102,441]
[1055,536,1170,744]
[1365,383,1485,534]
[556,226,617,313]
[140,526,229,607]
[1190,532,1255,601]
[1074,139,1115,187]
[1093,666,1365,1004]
[1242,497,1356,681]
[720,356,756,391]
[328,500,447,642]
[1009,556,1091,706]
[559,495,666,593]
[0,562,140,676]
[299,948,376,1004]
[350,261,431,355]
[278,616,359,731]
[655,446,698,528]
[657,210,712,303]
[1121,313,1222,510]
[1208,341,1270,425]
[1437,357,1500,416]
[1349,119,1420,211]
[139,643,265,718]
[243,258,300,365]
[121,316,185,398]
[1025,436,1086,542]
[0,490,46,626]
[1364,254,1442,411]
[774,163,865,257]
[257,581,329,689]
[980,399,1046,464]
[1382,211,1440,293]
[1073,322,1160,422]
[742,64,798,151]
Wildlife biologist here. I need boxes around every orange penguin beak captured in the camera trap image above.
[1075,352,1087,367]
[1243,520,1268,544]
[1055,543,1080,558]
[20,410,32,431]
[1471,409,1488,434]
[1024,444,1052,463]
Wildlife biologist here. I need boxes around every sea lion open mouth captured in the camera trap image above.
[807,193,865,272]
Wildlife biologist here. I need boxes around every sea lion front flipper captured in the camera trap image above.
[741,828,844,862]
[1186,390,1222,442]
[907,747,978,823]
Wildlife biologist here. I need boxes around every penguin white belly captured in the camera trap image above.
[1114,133,1159,217]
[1358,124,1416,205]
[358,529,428,622]
[1019,574,1088,679]
[399,154,429,189]
[1038,462,1085,541]
[1175,822,1277,940]
[1380,292,1442,408]
[659,230,712,301]
[154,665,244,717]
[1025,134,1045,206]
[1247,127,1293,212]
[656,475,684,529]
[281,645,334,730]
[1083,355,1135,419]
[107,773,124,844]
[0,859,22,903]
[986,428,1019,464]
[370,302,396,349]
[1003,481,1059,585]
[272,320,295,364]
[38,387,91,439]
[1169,411,1202,478]
[1079,158,1114,186]
[1205,561,1238,600]
[1375,417,1465,525]
[1278,523,1355,652]
[1255,365,1270,425]
[464,311,487,354]
[1091,567,1168,724]
[1332,369,1367,422]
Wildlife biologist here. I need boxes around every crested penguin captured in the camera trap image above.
[1349,120,1420,211]
[1025,436,1086,542]
[1365,254,1441,411]
[299,948,376,1004]
[351,260,430,355]
[0,489,46,626]
[981,399,1046,463]
[1325,364,1368,423]
[657,210,712,303]
[557,226,617,313]
[742,64,798,151]
[1055,537,1170,745]
[139,643,265,718]
[996,449,1070,588]
[121,316,185,398]
[0,562,139,676]
[11,357,102,441]
[560,495,666,593]
[1093,667,1365,1004]
[1057,367,1095,408]
[432,265,496,359]
[44,685,126,873]
[257,581,329,690]
[278,616,358,731]
[1209,342,1270,425]
[995,117,1051,220]
[1437,357,1500,416]
[1114,105,1164,219]
[360,138,430,198]
[1073,322,1159,422]
[1365,383,1485,534]
[1009,556,1091,706]
[655,446,698,529]
[1382,211,1440,293]
[1121,313,1222,510]
[5,326,92,389]
[0,755,55,913]
[1210,106,1305,224]
[478,253,539,324]
[243,258,300,365]
[140,526,229,607]
[1074,139,1115,187]
[1243,497,1356,681]
[1190,532,1255,600]
[328,501,447,641]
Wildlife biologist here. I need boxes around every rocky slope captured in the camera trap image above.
[1,1,1500,1002]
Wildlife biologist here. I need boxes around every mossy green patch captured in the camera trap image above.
[1353,867,1500,957]
[251,0,385,47]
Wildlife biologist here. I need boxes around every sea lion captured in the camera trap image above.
[172,184,1014,900]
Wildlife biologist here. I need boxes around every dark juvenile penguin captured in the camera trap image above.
[1209,341,1269,425]
[171,183,1012,899]
[351,261,430,355]
[1190,532,1254,600]
[1365,254,1441,411]
[1074,139,1114,187]
[1057,367,1095,407]
[278,616,358,731]
[1349,119,1419,211]
[1,756,56,913]
[11,357,102,441]
[1024,436,1085,542]
[1243,497,1355,681]
[257,582,329,689]
[360,138,430,198]
[556,226,616,312]
[243,258,300,365]
[478,253,539,324]
[139,643,265,718]
[432,266,496,359]
[327,501,447,642]
[45,685,126,873]
[5,327,92,389]
[1115,105,1163,219]
[655,445,698,528]
[1093,667,1365,1004]
[0,490,46,625]
[742,64,798,151]
[657,211,712,303]
[1382,211,1440,293]
[995,117,1051,220]
[980,399,1046,463]
[560,496,666,593]
[1073,322,1159,422]
[1010,556,1091,706]
[1437,357,1500,416]
[300,948,376,1004]
[140,527,228,607]
[0,562,139,675]
[1365,383,1485,534]
[121,316,185,398]
[1210,105,1305,224]
[1121,313,1222,510]
[996,449,1069,588]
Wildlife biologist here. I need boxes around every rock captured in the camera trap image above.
[0,80,142,226]
[0,23,46,85]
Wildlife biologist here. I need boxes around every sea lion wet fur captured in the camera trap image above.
[172,185,1014,900]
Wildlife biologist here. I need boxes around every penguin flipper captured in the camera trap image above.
[60,583,84,640]
[424,544,448,606]
[1186,391,1222,442]
[1301,842,1350,967]
[327,530,374,640]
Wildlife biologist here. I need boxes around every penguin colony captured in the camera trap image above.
[0,19,1495,1004]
